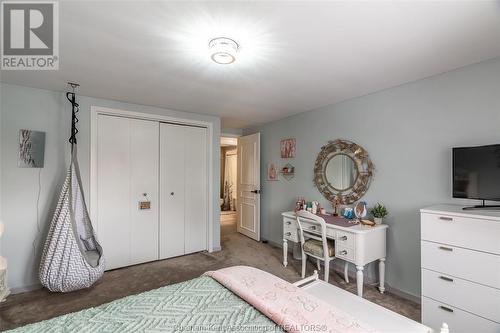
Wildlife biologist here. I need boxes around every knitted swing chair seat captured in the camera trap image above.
[39,88,105,292]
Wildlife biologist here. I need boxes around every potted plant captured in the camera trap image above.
[370,203,388,225]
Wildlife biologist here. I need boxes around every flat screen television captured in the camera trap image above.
[453,144,500,207]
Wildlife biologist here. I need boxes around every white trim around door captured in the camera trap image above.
[90,106,215,253]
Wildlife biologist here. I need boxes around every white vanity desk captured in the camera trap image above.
[282,211,388,297]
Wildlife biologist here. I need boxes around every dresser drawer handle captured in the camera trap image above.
[286,221,291,225]
[439,305,454,313]
[439,276,454,282]
[340,236,348,241]
[309,226,316,230]
[438,246,453,252]
[285,232,291,236]
[340,250,348,255]
[438,216,453,221]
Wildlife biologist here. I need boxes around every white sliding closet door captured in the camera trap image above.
[159,123,207,259]
[97,115,159,270]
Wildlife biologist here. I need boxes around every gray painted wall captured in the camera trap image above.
[244,58,500,298]
[0,83,221,291]
[221,128,243,137]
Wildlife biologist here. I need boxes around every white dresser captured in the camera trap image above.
[420,205,500,333]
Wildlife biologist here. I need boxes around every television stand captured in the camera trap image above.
[463,200,500,211]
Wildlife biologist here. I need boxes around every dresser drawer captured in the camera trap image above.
[421,240,500,289]
[422,297,499,333]
[336,231,355,248]
[422,268,500,323]
[421,212,500,255]
[336,245,355,262]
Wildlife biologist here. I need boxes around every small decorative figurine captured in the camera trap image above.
[332,198,340,216]
[343,207,354,219]
[295,197,302,212]
[311,201,319,214]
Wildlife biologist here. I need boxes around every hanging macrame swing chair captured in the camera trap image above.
[39,83,105,292]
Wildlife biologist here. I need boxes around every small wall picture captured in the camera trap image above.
[267,162,279,181]
[280,138,296,158]
[18,129,45,168]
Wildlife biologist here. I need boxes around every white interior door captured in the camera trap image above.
[159,123,208,259]
[237,133,261,241]
[97,115,159,270]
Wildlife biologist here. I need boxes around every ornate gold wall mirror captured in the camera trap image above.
[314,139,374,204]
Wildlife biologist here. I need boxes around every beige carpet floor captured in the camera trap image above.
[0,219,420,331]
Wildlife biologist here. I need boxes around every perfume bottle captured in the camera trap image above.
[295,197,302,211]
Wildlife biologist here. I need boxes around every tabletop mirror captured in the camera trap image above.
[314,139,374,204]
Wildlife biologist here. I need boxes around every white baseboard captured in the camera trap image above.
[385,284,421,304]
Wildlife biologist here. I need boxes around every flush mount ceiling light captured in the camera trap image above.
[208,37,239,65]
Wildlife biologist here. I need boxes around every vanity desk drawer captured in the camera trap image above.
[283,230,298,242]
[336,231,355,248]
[300,220,322,235]
[283,217,296,229]
[336,245,355,262]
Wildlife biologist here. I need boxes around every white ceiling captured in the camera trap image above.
[2,1,500,128]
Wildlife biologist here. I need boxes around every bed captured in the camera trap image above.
[6,266,441,333]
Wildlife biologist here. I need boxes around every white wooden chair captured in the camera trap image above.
[296,210,348,283]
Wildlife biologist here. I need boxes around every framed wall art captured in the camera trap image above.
[18,129,46,168]
[280,138,296,158]
[267,162,279,181]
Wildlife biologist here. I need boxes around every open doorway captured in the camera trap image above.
[220,137,238,233]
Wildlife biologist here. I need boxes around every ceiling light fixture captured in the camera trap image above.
[208,37,239,65]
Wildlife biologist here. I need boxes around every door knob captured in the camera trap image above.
[251,189,261,194]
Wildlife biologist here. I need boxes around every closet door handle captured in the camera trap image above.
[439,305,454,313]
[439,276,454,282]
[251,189,261,194]
[170,192,174,196]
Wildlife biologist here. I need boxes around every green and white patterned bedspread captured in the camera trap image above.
[7,276,283,333]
